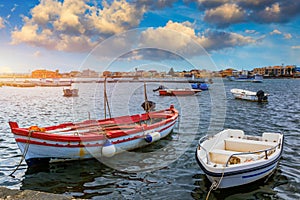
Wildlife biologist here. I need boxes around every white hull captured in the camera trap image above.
[230,89,268,102]
[14,121,176,163]
[196,129,283,188]
[227,74,263,83]
[205,155,278,188]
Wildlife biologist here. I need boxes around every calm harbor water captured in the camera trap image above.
[0,79,299,199]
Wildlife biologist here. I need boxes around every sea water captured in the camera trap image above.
[0,78,299,199]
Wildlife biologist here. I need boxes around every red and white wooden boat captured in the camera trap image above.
[158,88,201,96]
[9,105,178,166]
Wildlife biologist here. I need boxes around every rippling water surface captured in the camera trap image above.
[0,79,299,199]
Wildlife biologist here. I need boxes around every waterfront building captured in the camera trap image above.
[219,68,237,77]
[253,65,298,77]
[31,69,61,78]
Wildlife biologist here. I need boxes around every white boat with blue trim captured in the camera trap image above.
[195,129,283,188]
[227,74,264,82]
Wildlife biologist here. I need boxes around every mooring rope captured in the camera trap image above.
[9,130,33,177]
[206,180,218,200]
[205,163,226,200]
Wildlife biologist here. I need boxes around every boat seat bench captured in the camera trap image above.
[209,138,278,165]
[209,149,260,165]
[224,138,277,152]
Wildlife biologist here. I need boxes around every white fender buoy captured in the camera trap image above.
[144,132,161,143]
[102,140,116,157]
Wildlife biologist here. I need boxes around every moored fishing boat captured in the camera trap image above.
[9,105,178,166]
[230,88,269,102]
[252,74,264,83]
[195,129,283,188]
[158,88,201,96]
[63,88,79,97]
[227,74,263,82]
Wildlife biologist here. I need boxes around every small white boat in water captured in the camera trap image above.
[227,74,263,82]
[252,74,264,83]
[230,88,269,102]
[195,129,283,188]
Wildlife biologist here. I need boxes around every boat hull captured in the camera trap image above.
[231,89,268,102]
[195,129,283,188]
[10,105,178,166]
[15,121,176,164]
[196,149,282,188]
[159,89,201,96]
[227,74,263,83]
[63,88,78,97]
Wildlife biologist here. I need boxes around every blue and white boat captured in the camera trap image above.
[195,129,283,188]
[227,74,264,82]
[252,74,264,83]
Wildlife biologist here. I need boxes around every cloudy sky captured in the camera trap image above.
[0,0,300,73]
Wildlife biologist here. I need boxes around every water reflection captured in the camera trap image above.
[22,159,113,198]
[192,167,288,200]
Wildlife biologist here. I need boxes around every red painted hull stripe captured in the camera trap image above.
[15,121,176,147]
[15,138,103,148]
[111,120,176,144]
[11,110,178,142]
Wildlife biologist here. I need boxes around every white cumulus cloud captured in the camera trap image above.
[10,0,146,52]
[284,33,292,39]
[270,29,282,35]
[140,20,256,55]
[203,3,246,27]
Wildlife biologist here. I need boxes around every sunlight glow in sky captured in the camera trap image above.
[0,0,299,73]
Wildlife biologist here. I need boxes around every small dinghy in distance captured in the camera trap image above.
[158,88,201,96]
[63,88,78,97]
[153,85,201,96]
[230,89,269,102]
[195,129,283,188]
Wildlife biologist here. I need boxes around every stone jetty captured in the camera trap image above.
[0,187,77,200]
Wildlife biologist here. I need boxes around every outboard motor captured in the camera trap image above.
[256,90,266,102]
[153,85,165,92]
[141,100,156,112]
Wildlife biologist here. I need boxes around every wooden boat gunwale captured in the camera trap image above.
[9,106,178,142]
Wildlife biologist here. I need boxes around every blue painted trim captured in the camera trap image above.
[242,165,275,179]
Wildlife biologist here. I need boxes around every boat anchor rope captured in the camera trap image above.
[9,130,33,177]
[205,161,227,200]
